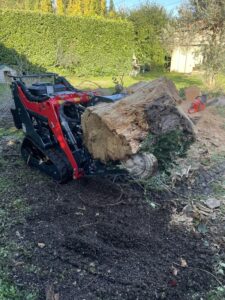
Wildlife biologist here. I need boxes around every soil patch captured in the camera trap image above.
[0,87,224,299]
[2,163,217,300]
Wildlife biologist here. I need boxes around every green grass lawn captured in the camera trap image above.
[0,70,224,100]
[1,71,204,100]
[67,70,205,92]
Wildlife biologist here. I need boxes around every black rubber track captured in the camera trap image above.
[21,138,72,183]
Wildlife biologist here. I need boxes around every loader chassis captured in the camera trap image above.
[11,74,120,182]
[11,74,154,182]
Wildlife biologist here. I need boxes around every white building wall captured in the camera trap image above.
[170,46,203,73]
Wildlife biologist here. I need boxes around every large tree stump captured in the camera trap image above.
[81,77,195,162]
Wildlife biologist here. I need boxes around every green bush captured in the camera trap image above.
[0,10,134,75]
[141,130,194,170]
[128,3,169,68]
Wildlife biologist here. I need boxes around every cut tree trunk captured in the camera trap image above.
[81,77,195,162]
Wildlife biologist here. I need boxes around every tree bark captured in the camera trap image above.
[81,77,195,162]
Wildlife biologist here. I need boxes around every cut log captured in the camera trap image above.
[125,79,182,104]
[81,77,195,162]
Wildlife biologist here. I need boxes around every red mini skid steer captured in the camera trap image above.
[10,73,153,182]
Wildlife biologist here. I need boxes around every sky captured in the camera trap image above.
[114,0,182,12]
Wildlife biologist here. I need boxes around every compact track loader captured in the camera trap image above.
[10,73,154,182]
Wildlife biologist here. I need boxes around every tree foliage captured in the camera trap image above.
[128,2,169,68]
[56,0,65,15]
[24,0,35,10]
[0,0,16,9]
[66,0,108,16]
[0,0,116,17]
[108,0,116,17]
[40,0,52,13]
[176,0,225,85]
[67,0,82,15]
[101,0,107,16]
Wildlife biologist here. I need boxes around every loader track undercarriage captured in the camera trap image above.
[21,138,72,183]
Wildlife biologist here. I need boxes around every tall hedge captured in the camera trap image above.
[0,10,134,75]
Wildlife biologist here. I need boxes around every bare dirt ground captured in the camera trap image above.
[180,101,225,155]
[0,85,225,299]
